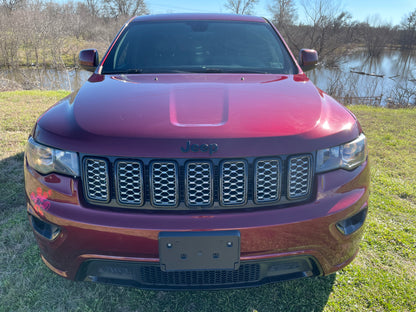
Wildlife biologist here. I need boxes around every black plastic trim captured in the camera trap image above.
[336,207,368,235]
[76,256,322,290]
[28,213,61,240]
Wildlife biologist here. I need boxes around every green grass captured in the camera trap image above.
[1,92,415,312]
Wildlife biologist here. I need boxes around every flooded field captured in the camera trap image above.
[1,49,415,106]
[309,49,416,106]
[0,67,91,91]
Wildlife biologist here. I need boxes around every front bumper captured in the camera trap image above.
[25,160,369,289]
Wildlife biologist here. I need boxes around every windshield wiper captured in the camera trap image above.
[125,69,144,74]
[223,69,271,74]
[193,67,270,74]
[103,68,272,75]
[101,69,144,75]
[104,69,197,74]
[202,68,224,73]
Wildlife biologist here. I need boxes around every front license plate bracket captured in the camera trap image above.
[158,230,240,272]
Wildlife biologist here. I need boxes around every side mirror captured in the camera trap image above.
[79,49,99,72]
[299,49,318,72]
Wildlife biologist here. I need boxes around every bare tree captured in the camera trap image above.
[1,0,26,12]
[0,10,20,66]
[103,0,148,18]
[299,0,343,25]
[399,8,416,49]
[268,0,297,52]
[85,0,101,17]
[269,0,297,28]
[294,0,352,60]
[224,0,258,15]
[363,15,391,56]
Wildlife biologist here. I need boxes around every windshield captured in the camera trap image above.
[101,20,298,75]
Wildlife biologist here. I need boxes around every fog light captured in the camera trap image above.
[29,214,60,240]
[336,208,367,235]
[81,261,137,282]
[265,258,315,278]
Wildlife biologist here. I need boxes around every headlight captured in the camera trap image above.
[316,133,367,173]
[26,137,79,177]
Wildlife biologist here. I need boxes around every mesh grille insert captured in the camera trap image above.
[82,155,313,209]
[220,160,247,206]
[255,159,281,203]
[186,161,213,206]
[151,161,178,207]
[288,155,312,199]
[116,161,143,205]
[84,158,109,202]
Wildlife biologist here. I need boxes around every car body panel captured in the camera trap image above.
[35,73,358,157]
[25,13,369,289]
[25,159,369,280]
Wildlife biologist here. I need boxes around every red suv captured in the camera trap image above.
[24,13,369,289]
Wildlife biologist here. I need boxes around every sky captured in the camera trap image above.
[146,0,416,26]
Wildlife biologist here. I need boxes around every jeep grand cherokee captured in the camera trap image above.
[24,13,369,289]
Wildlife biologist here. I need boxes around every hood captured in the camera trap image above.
[35,73,359,157]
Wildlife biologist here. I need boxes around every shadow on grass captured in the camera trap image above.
[0,152,336,311]
[56,273,336,312]
[0,152,26,212]
[113,274,337,312]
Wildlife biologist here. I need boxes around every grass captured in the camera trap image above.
[0,91,415,312]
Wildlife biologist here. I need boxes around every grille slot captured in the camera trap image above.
[220,160,248,206]
[84,158,109,202]
[139,263,260,286]
[82,155,313,209]
[255,158,281,203]
[186,161,213,206]
[116,161,143,205]
[287,155,312,199]
[150,161,179,207]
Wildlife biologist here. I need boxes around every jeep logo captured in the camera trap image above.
[181,140,218,155]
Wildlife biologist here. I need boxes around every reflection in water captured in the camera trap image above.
[2,50,415,105]
[1,67,92,91]
[308,49,416,106]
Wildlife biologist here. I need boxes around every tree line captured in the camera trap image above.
[1,0,415,68]
[266,0,416,61]
[0,0,148,67]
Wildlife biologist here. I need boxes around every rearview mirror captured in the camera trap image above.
[299,49,318,72]
[79,49,99,72]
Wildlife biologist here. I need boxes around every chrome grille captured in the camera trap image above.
[220,160,247,206]
[255,159,281,203]
[116,161,143,205]
[151,161,178,206]
[82,154,313,209]
[84,158,109,202]
[186,161,213,206]
[288,155,312,199]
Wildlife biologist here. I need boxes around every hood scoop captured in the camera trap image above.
[170,85,228,127]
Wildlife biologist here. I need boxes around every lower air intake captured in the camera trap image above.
[140,263,260,286]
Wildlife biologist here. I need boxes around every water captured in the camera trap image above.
[1,67,91,91]
[2,49,415,105]
[309,49,416,106]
